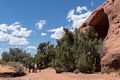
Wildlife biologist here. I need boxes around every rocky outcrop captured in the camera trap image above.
[80,8,109,39]
[80,0,120,69]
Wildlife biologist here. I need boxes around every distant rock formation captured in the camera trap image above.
[80,0,120,69]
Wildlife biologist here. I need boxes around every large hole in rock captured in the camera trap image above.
[89,9,109,39]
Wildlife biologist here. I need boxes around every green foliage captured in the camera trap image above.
[52,27,104,73]
[74,27,103,72]
[75,53,91,73]
[101,67,114,74]
[52,28,75,72]
[1,48,32,66]
[73,69,79,74]
[34,41,55,69]
[0,60,6,65]
[1,26,104,74]
[7,62,25,75]
[1,51,12,62]
[15,63,25,74]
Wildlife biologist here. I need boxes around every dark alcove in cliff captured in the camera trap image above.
[89,8,109,39]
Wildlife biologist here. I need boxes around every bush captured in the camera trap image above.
[15,63,24,73]
[0,60,6,65]
[73,69,79,74]
[1,48,32,65]
[34,42,55,69]
[52,27,104,73]
[7,62,25,75]
[55,67,65,73]
[75,53,91,73]
[101,67,114,74]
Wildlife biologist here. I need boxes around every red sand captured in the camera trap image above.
[0,67,120,80]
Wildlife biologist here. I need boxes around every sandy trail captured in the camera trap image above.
[0,65,15,73]
[0,67,120,80]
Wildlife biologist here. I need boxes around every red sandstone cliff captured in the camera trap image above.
[80,0,120,69]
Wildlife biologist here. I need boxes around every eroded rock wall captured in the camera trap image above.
[80,0,120,69]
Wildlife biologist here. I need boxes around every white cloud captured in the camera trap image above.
[49,27,64,39]
[76,6,88,13]
[8,22,21,30]
[36,20,46,29]
[0,24,8,32]
[48,6,92,40]
[0,22,32,45]
[12,27,32,37]
[27,46,37,50]
[67,6,92,29]
[8,37,29,45]
[41,33,47,36]
[0,32,9,41]
[49,6,92,39]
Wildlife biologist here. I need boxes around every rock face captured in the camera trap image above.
[81,8,109,39]
[80,0,120,69]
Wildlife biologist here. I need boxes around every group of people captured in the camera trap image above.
[28,63,38,73]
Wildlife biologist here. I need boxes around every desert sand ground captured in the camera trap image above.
[0,65,15,73]
[0,66,120,80]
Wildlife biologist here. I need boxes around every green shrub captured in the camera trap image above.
[101,67,114,74]
[7,62,21,68]
[7,62,25,74]
[52,27,104,73]
[34,42,55,69]
[75,53,91,73]
[15,63,25,74]
[73,69,79,74]
[1,48,32,65]
[23,27,103,74]
[0,60,6,65]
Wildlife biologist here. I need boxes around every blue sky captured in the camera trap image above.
[0,0,106,57]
